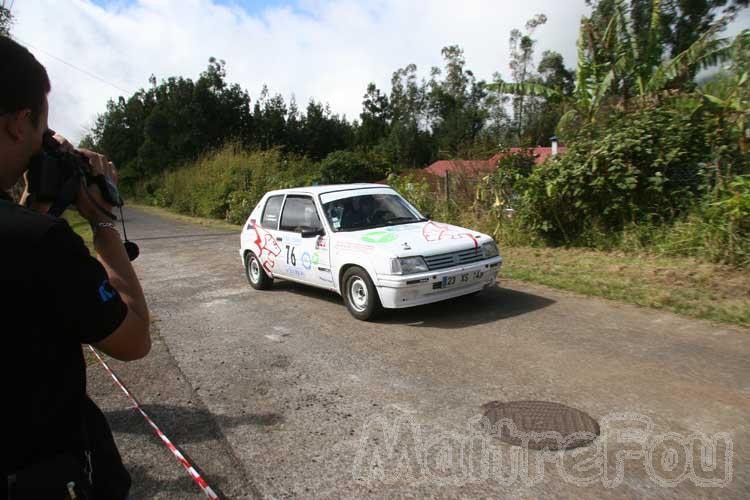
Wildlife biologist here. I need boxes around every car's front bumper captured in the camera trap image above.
[375,256,502,309]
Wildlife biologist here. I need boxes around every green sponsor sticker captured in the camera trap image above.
[362,231,397,244]
[312,252,320,265]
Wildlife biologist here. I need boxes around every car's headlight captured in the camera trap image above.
[482,241,499,258]
[390,256,429,275]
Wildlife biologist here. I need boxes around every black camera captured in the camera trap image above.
[26,130,122,217]
[25,131,140,261]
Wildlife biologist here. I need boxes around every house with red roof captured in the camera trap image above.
[423,141,566,177]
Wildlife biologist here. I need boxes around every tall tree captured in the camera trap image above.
[523,51,574,144]
[428,45,490,156]
[358,83,389,147]
[0,2,12,36]
[252,86,288,150]
[384,63,433,167]
[508,14,548,139]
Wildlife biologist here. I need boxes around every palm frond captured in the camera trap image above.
[591,68,616,117]
[647,23,731,92]
[490,82,561,100]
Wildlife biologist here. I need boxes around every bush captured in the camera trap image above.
[319,150,387,184]
[132,142,321,222]
[519,106,713,244]
[653,176,750,266]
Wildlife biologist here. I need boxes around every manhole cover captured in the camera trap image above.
[482,400,600,450]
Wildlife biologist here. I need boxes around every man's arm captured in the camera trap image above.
[90,220,151,361]
[62,139,151,361]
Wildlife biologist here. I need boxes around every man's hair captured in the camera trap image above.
[0,36,50,127]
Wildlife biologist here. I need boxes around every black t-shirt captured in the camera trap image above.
[1,193,130,494]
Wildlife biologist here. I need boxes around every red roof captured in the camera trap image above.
[423,159,495,177]
[424,146,567,177]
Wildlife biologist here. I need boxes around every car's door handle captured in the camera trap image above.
[276,237,283,241]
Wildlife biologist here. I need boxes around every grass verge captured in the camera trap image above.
[128,202,242,232]
[62,211,94,252]
[503,247,750,328]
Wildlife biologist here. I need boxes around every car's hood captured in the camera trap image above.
[332,220,492,257]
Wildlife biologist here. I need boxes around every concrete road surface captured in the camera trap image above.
[86,206,750,499]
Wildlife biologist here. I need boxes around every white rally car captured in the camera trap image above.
[239,184,502,320]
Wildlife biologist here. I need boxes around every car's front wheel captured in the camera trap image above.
[245,251,273,290]
[342,266,382,321]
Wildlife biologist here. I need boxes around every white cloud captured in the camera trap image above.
[9,0,749,144]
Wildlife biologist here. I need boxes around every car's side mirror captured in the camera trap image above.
[301,227,324,238]
[423,212,432,220]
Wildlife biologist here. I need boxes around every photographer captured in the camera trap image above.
[1,36,150,499]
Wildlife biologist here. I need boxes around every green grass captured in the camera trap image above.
[502,246,750,328]
[62,210,94,252]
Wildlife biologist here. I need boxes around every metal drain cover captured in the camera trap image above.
[482,400,600,450]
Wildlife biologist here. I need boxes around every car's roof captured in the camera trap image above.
[265,183,393,197]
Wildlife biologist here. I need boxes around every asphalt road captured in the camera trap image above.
[86,206,750,499]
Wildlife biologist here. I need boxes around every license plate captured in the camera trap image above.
[441,270,483,288]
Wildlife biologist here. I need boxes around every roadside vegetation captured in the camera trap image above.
[66,0,750,327]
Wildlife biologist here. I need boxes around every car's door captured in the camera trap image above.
[276,195,332,288]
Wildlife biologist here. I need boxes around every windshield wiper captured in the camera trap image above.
[340,223,383,232]
[385,217,421,225]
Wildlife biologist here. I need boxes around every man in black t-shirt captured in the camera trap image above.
[1,37,151,499]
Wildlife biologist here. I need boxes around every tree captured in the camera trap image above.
[586,0,749,83]
[383,63,434,167]
[492,0,741,136]
[426,46,486,156]
[0,2,12,36]
[252,86,288,150]
[508,14,548,139]
[300,99,353,161]
[358,83,389,147]
[523,51,574,145]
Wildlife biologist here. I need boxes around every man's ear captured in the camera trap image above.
[4,110,31,143]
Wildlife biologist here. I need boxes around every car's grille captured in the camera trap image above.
[423,247,484,270]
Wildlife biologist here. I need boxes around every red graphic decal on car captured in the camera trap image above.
[422,221,479,248]
[315,236,328,250]
[251,223,282,274]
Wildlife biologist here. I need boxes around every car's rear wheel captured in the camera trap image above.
[245,251,273,290]
[342,266,382,321]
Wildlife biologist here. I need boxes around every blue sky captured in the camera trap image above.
[89,0,296,15]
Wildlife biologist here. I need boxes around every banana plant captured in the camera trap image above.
[489,0,738,133]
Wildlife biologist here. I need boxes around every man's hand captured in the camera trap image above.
[53,134,118,223]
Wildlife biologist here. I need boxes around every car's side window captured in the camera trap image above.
[261,195,284,229]
[280,196,323,233]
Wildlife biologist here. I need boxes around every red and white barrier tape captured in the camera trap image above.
[88,346,220,500]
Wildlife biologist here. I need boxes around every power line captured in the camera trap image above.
[12,35,133,96]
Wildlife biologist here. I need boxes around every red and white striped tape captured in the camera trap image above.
[88,346,220,500]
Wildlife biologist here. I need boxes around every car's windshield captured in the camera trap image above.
[323,193,425,232]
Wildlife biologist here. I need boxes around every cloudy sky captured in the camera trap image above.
[8,0,750,144]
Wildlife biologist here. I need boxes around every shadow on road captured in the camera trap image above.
[268,280,344,305]
[126,463,225,499]
[105,404,283,443]
[379,286,556,329]
[267,281,554,329]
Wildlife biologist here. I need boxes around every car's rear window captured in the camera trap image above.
[261,195,284,229]
[280,196,322,232]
